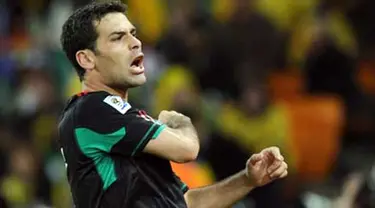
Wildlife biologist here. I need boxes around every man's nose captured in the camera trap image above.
[129,36,142,51]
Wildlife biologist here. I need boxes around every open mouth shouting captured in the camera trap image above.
[130,54,144,75]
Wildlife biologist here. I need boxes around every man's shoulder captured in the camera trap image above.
[76,91,112,109]
[65,91,135,116]
[62,91,145,126]
[61,91,108,112]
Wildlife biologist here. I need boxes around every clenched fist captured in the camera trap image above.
[246,147,288,187]
[158,110,192,129]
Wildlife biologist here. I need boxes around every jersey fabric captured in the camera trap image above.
[58,91,189,208]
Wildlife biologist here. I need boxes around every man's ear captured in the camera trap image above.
[76,49,96,71]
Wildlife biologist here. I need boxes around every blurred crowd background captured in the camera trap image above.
[1,0,375,207]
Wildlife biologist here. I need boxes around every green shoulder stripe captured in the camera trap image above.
[75,127,126,190]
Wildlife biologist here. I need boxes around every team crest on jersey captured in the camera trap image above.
[103,96,131,114]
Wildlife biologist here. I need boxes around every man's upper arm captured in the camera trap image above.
[75,94,165,157]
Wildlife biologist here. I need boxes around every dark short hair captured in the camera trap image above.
[60,1,127,81]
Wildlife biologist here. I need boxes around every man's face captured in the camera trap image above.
[93,12,145,89]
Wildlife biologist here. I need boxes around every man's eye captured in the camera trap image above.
[112,36,122,41]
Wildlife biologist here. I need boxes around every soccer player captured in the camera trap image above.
[58,1,288,208]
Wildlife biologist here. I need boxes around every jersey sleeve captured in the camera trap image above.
[174,173,189,194]
[117,110,167,156]
[75,93,166,157]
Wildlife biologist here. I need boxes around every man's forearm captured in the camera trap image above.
[169,117,200,152]
[160,111,200,152]
[184,170,254,208]
[176,122,199,144]
[145,112,200,163]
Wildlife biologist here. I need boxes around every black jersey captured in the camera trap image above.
[58,91,188,208]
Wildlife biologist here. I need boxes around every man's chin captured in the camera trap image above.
[127,77,147,88]
[127,82,144,88]
[111,75,147,89]
[110,81,145,90]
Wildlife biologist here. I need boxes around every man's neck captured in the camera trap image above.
[82,82,128,101]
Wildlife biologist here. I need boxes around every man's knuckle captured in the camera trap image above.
[160,111,169,116]
[270,146,279,150]
[284,162,288,169]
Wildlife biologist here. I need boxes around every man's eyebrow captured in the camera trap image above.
[108,31,126,37]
